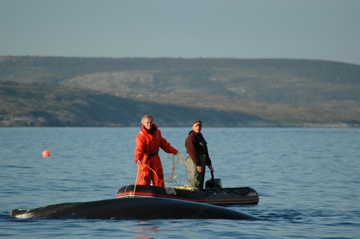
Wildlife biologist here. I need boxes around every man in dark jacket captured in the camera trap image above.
[185,120,214,189]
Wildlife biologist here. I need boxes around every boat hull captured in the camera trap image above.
[116,185,259,205]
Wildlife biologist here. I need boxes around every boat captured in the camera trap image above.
[11,160,259,220]
[116,180,259,206]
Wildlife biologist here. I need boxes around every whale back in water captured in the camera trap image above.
[11,197,259,220]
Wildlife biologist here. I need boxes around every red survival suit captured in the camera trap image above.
[134,123,178,187]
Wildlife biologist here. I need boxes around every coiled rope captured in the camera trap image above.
[166,152,187,186]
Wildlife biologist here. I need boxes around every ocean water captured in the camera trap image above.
[1,127,359,238]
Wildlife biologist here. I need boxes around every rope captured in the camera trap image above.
[134,161,165,194]
[165,153,188,187]
[133,153,189,191]
[133,162,140,197]
[145,164,164,182]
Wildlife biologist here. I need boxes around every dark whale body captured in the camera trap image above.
[11,197,259,220]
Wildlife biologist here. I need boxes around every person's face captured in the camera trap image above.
[192,123,202,133]
[142,118,153,130]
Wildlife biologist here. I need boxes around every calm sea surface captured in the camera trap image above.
[1,127,359,238]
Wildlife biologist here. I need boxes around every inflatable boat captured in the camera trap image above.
[116,175,259,206]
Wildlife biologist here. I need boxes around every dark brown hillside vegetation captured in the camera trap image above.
[0,81,273,127]
[0,56,359,127]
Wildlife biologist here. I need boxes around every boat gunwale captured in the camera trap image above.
[116,185,259,205]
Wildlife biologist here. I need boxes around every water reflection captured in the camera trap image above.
[133,221,160,239]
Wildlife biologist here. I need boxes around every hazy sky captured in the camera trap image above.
[1,0,359,65]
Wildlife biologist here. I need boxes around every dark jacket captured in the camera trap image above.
[185,130,212,166]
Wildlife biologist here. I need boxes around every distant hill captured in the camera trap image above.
[1,56,359,127]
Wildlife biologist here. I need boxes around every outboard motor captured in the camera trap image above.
[205,171,222,188]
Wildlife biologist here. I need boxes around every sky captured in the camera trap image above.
[1,0,360,65]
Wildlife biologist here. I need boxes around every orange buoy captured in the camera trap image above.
[42,150,51,158]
